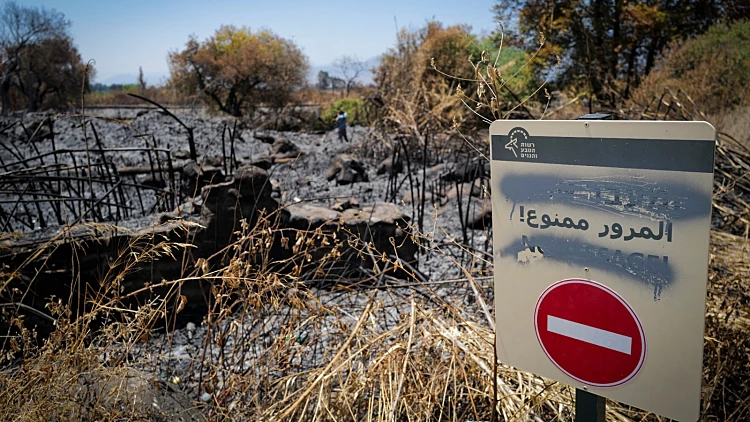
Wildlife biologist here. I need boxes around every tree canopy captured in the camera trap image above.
[375,21,536,133]
[494,0,749,106]
[0,1,90,113]
[168,25,309,116]
[633,20,750,114]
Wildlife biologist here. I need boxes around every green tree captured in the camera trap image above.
[317,70,331,90]
[494,0,749,106]
[168,25,309,116]
[376,20,535,133]
[634,20,750,114]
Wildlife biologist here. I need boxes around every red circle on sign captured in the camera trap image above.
[534,279,646,387]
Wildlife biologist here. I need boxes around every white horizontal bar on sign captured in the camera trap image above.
[547,315,632,355]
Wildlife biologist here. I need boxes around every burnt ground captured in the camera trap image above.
[0,106,492,281]
[0,106,495,406]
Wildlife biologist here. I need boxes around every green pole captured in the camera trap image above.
[576,389,606,422]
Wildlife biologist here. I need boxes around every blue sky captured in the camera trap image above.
[16,0,500,84]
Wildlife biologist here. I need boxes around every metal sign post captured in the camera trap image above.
[576,389,606,422]
[574,113,610,422]
[490,117,715,422]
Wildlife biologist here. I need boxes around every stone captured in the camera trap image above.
[182,161,225,197]
[71,368,202,421]
[440,160,490,183]
[377,157,403,175]
[280,202,417,279]
[332,197,359,212]
[205,156,224,167]
[424,163,450,179]
[234,165,271,198]
[296,177,311,186]
[327,154,369,185]
[466,197,492,230]
[199,164,278,251]
[172,149,190,159]
[286,204,342,230]
[440,182,485,206]
[141,174,167,189]
[340,202,417,267]
[250,155,273,170]
[253,133,276,144]
[270,136,300,159]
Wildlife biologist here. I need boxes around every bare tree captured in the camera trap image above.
[0,1,68,114]
[333,55,366,96]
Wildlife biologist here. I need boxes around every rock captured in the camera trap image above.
[466,197,492,230]
[296,177,311,186]
[270,136,300,159]
[182,161,201,179]
[424,163,450,179]
[186,322,196,339]
[286,204,342,230]
[141,174,167,189]
[280,202,417,278]
[182,161,225,197]
[327,154,369,185]
[199,164,278,251]
[440,182,485,206]
[250,155,273,170]
[340,202,417,267]
[377,157,403,175]
[20,117,53,142]
[441,160,490,182]
[253,133,276,144]
[234,165,271,198]
[71,368,202,421]
[172,149,190,159]
[332,197,359,212]
[205,156,224,167]
[340,202,405,226]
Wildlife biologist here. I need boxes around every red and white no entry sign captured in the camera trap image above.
[534,279,647,387]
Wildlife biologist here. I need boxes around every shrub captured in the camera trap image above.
[374,20,539,135]
[321,98,370,127]
[632,20,750,115]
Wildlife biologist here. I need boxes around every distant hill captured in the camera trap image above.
[307,55,381,86]
[96,72,170,87]
[97,56,381,88]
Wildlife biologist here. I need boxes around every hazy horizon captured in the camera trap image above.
[15,0,499,85]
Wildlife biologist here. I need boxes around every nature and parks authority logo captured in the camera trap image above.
[505,127,536,159]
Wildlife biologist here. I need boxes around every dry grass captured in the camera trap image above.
[1,26,749,422]
[85,86,194,107]
[2,191,748,421]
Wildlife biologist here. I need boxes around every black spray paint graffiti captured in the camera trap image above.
[500,174,711,222]
[502,234,673,300]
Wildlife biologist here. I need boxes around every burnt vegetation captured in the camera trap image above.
[0,1,749,421]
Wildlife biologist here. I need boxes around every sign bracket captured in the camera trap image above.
[576,389,606,422]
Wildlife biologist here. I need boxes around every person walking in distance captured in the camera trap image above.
[336,110,349,142]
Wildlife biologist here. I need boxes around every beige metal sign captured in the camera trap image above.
[490,120,715,421]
